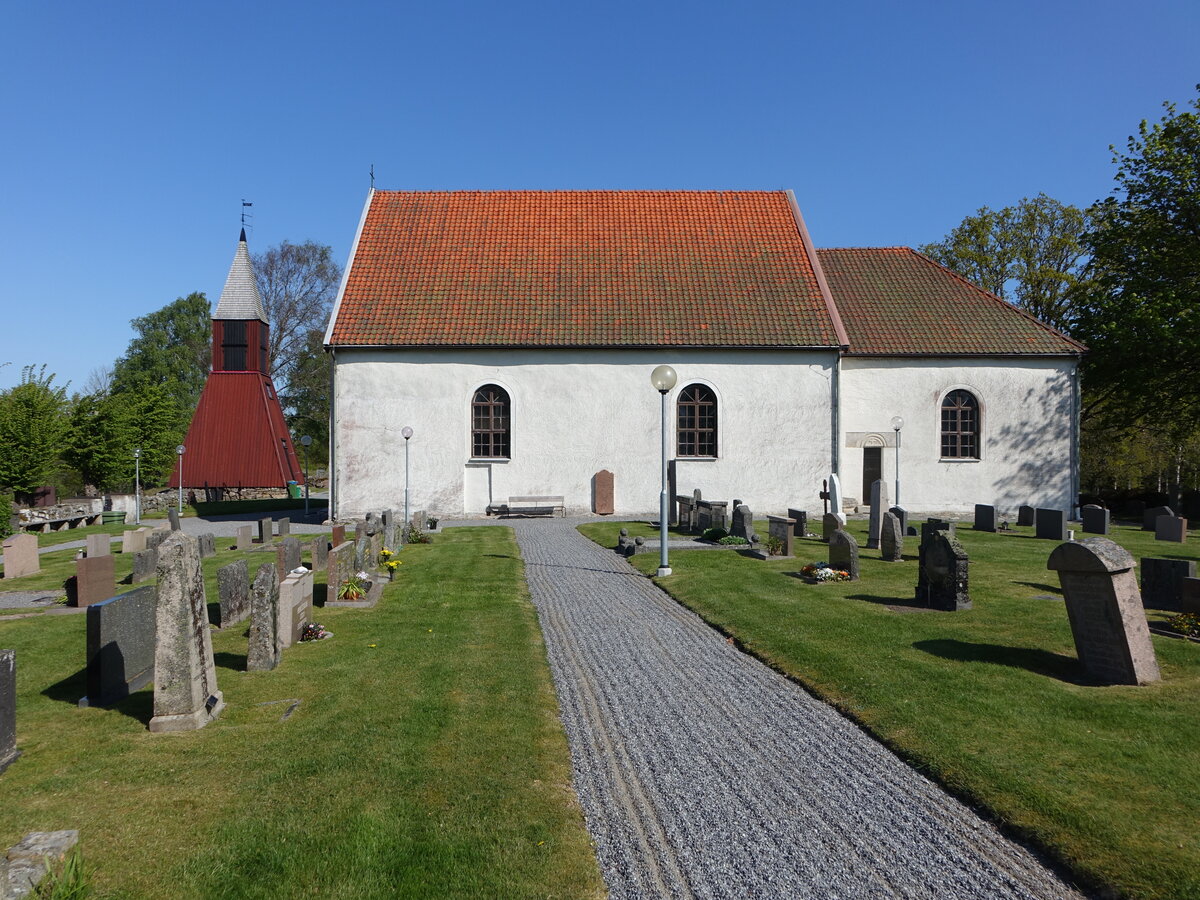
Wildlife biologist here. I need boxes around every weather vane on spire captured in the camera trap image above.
[370,164,375,190]
[241,199,253,230]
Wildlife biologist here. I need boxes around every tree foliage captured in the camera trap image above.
[110,292,211,417]
[919,193,1092,333]
[0,365,71,498]
[1075,86,1200,428]
[280,328,330,462]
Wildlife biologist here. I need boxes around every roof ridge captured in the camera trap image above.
[818,246,910,252]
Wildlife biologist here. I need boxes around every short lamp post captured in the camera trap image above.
[650,365,678,577]
[175,444,186,514]
[401,426,414,526]
[133,447,142,524]
[891,416,904,509]
[300,435,312,517]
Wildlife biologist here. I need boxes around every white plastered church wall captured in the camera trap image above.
[838,357,1078,515]
[331,348,837,519]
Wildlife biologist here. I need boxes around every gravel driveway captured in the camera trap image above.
[508,518,1084,900]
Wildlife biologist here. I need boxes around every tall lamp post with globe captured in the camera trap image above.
[176,444,186,515]
[300,435,312,517]
[133,447,142,524]
[402,426,414,526]
[650,365,678,577]
[891,416,904,509]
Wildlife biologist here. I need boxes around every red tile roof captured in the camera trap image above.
[327,191,841,348]
[816,248,1085,356]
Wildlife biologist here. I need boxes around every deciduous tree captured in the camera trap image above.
[0,365,71,500]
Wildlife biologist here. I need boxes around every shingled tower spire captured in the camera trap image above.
[169,231,303,497]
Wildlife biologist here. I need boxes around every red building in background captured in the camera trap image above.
[170,229,303,497]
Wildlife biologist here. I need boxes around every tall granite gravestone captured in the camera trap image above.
[247,564,280,672]
[131,549,157,584]
[310,537,328,571]
[1035,508,1068,541]
[1048,538,1160,685]
[168,508,180,531]
[79,586,156,707]
[828,473,844,516]
[1081,505,1110,535]
[73,555,115,607]
[765,516,795,558]
[888,506,909,536]
[326,542,356,604]
[973,504,996,533]
[1,649,19,774]
[880,511,903,562]
[382,508,396,550]
[331,524,345,547]
[353,522,368,571]
[594,469,614,515]
[216,560,251,629]
[1154,515,1187,543]
[731,505,754,541]
[677,493,696,532]
[197,533,216,559]
[916,519,954,599]
[86,533,111,558]
[276,537,302,581]
[828,529,860,580]
[1183,577,1200,614]
[1140,557,1196,611]
[122,528,148,554]
[786,508,808,538]
[1017,505,1035,527]
[148,532,224,733]
[278,517,291,536]
[258,517,273,544]
[866,480,889,549]
[277,569,314,650]
[920,531,971,611]
[1143,506,1174,531]
[2,534,39,579]
[236,525,253,551]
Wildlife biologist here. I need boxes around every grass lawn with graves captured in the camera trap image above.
[0,525,603,898]
[578,518,1200,900]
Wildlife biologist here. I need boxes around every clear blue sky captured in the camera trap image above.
[2,0,1196,392]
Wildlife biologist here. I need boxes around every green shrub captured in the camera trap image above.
[701,527,727,541]
[717,535,748,545]
[0,491,12,539]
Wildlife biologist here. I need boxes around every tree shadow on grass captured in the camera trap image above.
[42,668,153,725]
[914,639,1089,685]
[213,651,246,673]
[1015,582,1062,595]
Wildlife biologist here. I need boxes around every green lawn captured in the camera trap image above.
[0,526,603,898]
[578,518,1200,900]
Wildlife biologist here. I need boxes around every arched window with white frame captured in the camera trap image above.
[677,383,718,457]
[472,384,510,458]
[940,389,979,459]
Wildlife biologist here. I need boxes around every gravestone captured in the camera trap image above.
[880,511,903,562]
[73,555,115,607]
[278,569,315,650]
[731,504,754,541]
[1140,557,1196,611]
[331,524,345,547]
[1035,508,1068,541]
[86,533,111,558]
[131,548,158,584]
[1017,505,1035,527]
[79,586,156,707]
[1,649,18,774]
[973,504,996,533]
[865,479,888,549]
[1080,505,1110,535]
[236,525,253,551]
[122,528,148,554]
[146,530,170,552]
[593,469,614,515]
[822,512,840,543]
[677,493,695,532]
[247,564,281,672]
[412,510,427,533]
[149,532,224,733]
[258,517,273,544]
[695,500,728,533]
[786,508,808,538]
[382,508,396,550]
[276,537,302,581]
[1182,577,1200,614]
[1143,505,1174,531]
[765,516,795,558]
[920,531,971,611]
[916,519,954,598]
[828,529,860,580]
[353,521,368,571]
[216,560,251,629]
[277,517,291,536]
[326,541,356,603]
[168,508,180,531]
[197,533,216,559]
[1154,515,1187,543]
[1048,538,1160,684]
[2,534,39,579]
[369,513,386,560]
[888,506,908,535]
[828,473,844,515]
[310,537,328,571]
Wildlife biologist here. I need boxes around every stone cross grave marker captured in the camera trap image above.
[1143,505,1174,531]
[2,534,39,579]
[786,508,808,537]
[594,469,614,515]
[149,532,224,733]
[1154,515,1187,543]
[1035,508,1068,541]
[86,533,111,558]
[1017,505,1035,527]
[258,517,273,544]
[236,525,253,551]
[973,504,996,533]
[216,559,251,629]
[881,511,903,562]
[73,555,115,607]
[1081,505,1110,535]
[1,649,19,774]
[131,549,157,584]
[1048,538,1160,685]
[247,564,280,672]
[828,529,860,580]
[1140,557,1196,611]
[866,479,888,549]
[276,537,302,581]
[79,586,156,708]
[765,516,795,558]
[278,569,314,650]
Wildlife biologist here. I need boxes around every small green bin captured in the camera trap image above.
[102,510,127,524]
[287,481,302,500]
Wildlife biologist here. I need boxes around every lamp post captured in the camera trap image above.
[891,416,904,509]
[175,444,186,515]
[650,365,677,577]
[401,426,413,526]
[133,447,142,524]
[300,435,312,517]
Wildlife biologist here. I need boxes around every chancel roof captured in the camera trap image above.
[213,229,268,323]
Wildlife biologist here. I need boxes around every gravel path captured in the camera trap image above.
[509,518,1084,900]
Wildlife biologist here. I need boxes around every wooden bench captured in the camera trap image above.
[490,495,566,518]
[19,513,103,533]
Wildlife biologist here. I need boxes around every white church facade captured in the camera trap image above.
[324,191,1083,520]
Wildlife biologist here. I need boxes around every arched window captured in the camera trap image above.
[472,385,510,458]
[677,384,717,457]
[940,390,979,459]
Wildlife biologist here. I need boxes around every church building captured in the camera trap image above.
[323,190,1084,520]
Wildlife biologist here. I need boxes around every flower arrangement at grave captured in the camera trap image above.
[378,547,404,580]
[763,534,785,556]
[405,524,431,544]
[1167,612,1200,639]
[337,572,372,601]
[300,622,332,642]
[799,562,851,583]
